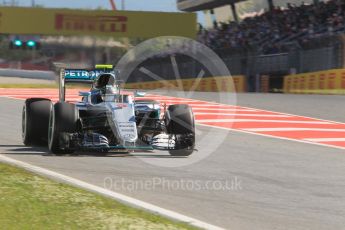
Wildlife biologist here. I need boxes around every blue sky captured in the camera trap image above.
[17,0,179,12]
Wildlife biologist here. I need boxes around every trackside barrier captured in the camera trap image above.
[283,69,345,94]
[124,75,246,92]
[0,7,196,39]
[0,68,55,80]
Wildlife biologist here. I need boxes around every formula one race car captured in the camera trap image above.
[22,65,195,156]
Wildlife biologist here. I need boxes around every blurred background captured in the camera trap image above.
[1,0,344,93]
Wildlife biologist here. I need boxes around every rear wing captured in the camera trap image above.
[58,65,116,102]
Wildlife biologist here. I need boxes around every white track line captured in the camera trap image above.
[2,94,59,96]
[192,108,257,112]
[194,113,291,117]
[197,119,331,124]
[157,100,198,103]
[1,96,25,100]
[0,154,224,230]
[191,99,345,126]
[189,104,237,108]
[304,138,345,142]
[243,128,345,132]
[234,105,345,125]
[197,123,345,151]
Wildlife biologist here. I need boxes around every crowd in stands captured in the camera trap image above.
[198,0,345,54]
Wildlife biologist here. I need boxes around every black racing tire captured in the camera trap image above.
[166,104,194,134]
[48,102,78,154]
[165,104,195,156]
[22,98,52,146]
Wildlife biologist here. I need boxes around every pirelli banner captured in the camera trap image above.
[283,69,345,94]
[124,75,246,92]
[0,7,197,38]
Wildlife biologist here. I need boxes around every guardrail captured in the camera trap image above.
[125,75,246,92]
[255,53,290,74]
[0,68,56,80]
[283,68,345,94]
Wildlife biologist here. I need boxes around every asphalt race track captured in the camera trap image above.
[1,89,345,230]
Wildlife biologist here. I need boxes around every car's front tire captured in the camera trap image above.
[165,104,195,156]
[22,98,52,146]
[48,102,78,154]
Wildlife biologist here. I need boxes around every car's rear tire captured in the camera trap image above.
[22,98,52,146]
[48,102,78,154]
[165,104,195,156]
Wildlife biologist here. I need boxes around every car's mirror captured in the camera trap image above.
[134,91,146,97]
[79,92,91,97]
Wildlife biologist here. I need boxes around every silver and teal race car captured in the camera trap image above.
[22,65,195,156]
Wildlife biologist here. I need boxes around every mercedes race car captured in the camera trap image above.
[22,65,195,156]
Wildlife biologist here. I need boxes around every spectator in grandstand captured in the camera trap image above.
[198,0,345,54]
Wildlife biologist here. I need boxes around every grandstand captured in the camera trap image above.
[196,0,344,52]
[174,0,345,92]
[178,0,247,23]
[2,0,344,94]
[177,0,247,12]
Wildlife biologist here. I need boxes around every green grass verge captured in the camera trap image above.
[0,163,198,230]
